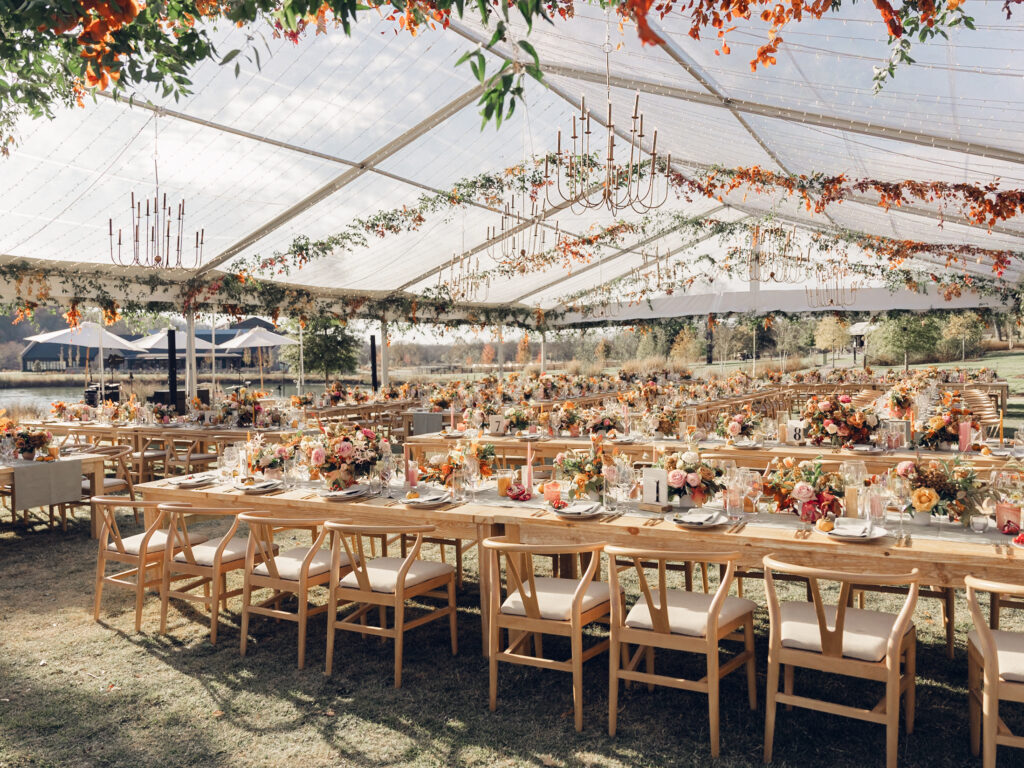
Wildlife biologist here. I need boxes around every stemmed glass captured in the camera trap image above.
[887,472,909,538]
[379,452,395,499]
[221,446,239,482]
[463,457,481,502]
[743,469,763,516]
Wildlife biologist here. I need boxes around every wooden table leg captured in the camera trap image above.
[477,522,492,657]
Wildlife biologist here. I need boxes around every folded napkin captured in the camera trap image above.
[559,502,600,516]
[831,519,870,537]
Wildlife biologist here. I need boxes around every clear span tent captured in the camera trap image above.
[1,3,1022,332]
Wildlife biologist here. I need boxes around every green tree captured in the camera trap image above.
[869,313,942,370]
[941,312,986,361]
[279,317,358,386]
[773,317,812,368]
[814,316,851,365]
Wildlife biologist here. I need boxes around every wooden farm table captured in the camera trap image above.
[1,452,108,538]
[136,477,1024,657]
[32,422,307,452]
[405,432,1011,475]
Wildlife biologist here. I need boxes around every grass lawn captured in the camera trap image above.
[3,511,1024,768]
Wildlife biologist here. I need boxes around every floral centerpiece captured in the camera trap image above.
[800,394,879,447]
[556,401,582,435]
[554,446,606,499]
[651,406,681,437]
[419,441,496,487]
[584,409,624,435]
[305,423,391,490]
[886,386,914,418]
[894,458,983,523]
[14,427,52,460]
[225,387,263,427]
[714,405,761,440]
[763,456,844,523]
[657,450,725,504]
[504,406,532,431]
[290,393,315,408]
[429,388,455,412]
[152,402,176,424]
[915,398,978,451]
[248,435,295,478]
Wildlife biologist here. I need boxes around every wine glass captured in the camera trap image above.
[743,469,763,516]
[379,452,395,499]
[463,457,481,502]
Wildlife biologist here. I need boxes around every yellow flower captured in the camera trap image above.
[928,416,946,431]
[910,487,940,514]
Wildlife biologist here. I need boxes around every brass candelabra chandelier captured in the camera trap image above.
[109,114,204,269]
[747,225,812,284]
[805,264,860,308]
[543,13,671,216]
[484,193,559,264]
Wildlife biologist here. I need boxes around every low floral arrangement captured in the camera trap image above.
[0,410,13,436]
[915,394,979,450]
[429,388,455,412]
[763,456,844,523]
[14,427,52,458]
[554,448,606,499]
[305,423,391,490]
[584,409,624,434]
[800,394,879,447]
[886,386,914,418]
[504,406,532,431]
[714,405,761,440]
[152,402,176,424]
[657,450,724,504]
[248,435,296,473]
[651,406,681,437]
[894,458,982,522]
[51,401,94,421]
[556,401,581,431]
[290,393,315,408]
[224,387,264,426]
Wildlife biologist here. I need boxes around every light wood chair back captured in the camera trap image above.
[762,555,920,768]
[92,496,184,632]
[158,503,257,645]
[604,546,756,755]
[323,521,457,687]
[237,511,341,669]
[481,537,611,732]
[965,575,1024,767]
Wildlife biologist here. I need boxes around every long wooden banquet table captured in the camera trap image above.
[2,452,109,536]
[137,472,1024,657]
[405,432,1012,476]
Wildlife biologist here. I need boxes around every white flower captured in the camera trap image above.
[682,451,700,464]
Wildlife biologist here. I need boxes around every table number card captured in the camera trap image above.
[641,468,669,506]
[783,420,804,445]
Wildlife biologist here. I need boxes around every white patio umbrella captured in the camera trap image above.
[26,321,141,401]
[134,329,214,351]
[218,327,298,390]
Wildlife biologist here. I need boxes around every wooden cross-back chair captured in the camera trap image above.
[324,522,457,688]
[92,497,205,632]
[164,436,218,476]
[606,546,756,757]
[482,537,614,732]
[238,512,340,670]
[966,575,1024,768]
[763,556,919,768]
[159,503,260,645]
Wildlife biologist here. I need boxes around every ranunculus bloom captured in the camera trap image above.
[911,487,940,514]
[685,472,701,487]
[791,481,816,502]
[896,461,915,477]
[667,469,686,488]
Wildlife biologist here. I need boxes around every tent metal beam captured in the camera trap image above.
[95,92,568,241]
[195,85,485,276]
[538,60,1024,168]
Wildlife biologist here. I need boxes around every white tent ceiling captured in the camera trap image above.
[1,4,1022,323]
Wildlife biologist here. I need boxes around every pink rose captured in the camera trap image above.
[732,414,744,423]
[310,446,326,466]
[686,472,701,487]
[667,470,687,488]
[362,428,375,439]
[337,441,354,459]
[555,452,566,463]
[818,401,832,412]
[896,461,915,477]
[791,481,815,502]
[839,395,852,404]
[727,421,742,436]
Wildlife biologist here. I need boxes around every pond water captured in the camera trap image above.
[0,382,310,411]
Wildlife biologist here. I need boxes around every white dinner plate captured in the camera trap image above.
[817,523,889,542]
[731,441,762,450]
[554,502,603,520]
[319,484,370,501]
[851,445,884,454]
[169,473,216,488]
[232,478,282,494]
[404,492,452,509]
[670,508,730,528]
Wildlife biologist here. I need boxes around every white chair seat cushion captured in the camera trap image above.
[339,557,454,593]
[780,602,912,663]
[131,449,165,459]
[968,629,1024,683]
[253,546,344,581]
[625,590,757,637]
[174,536,249,566]
[109,530,208,556]
[83,477,127,491]
[501,576,613,621]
